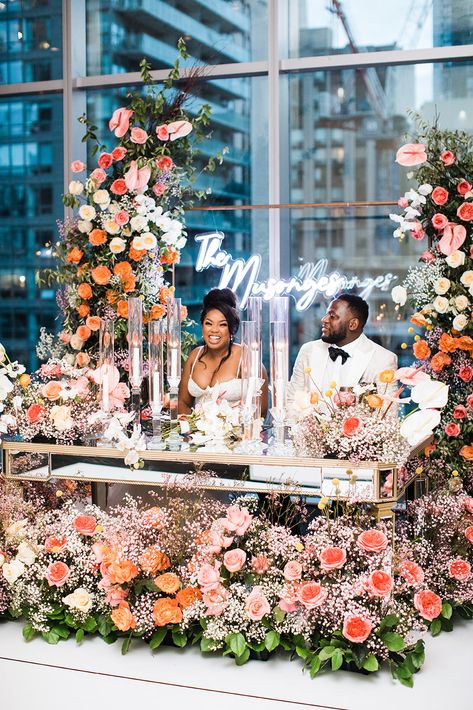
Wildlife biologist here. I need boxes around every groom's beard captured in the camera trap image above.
[321,325,348,345]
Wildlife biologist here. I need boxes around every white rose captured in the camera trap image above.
[78,204,96,221]
[453,314,468,331]
[131,236,146,250]
[2,559,25,585]
[5,519,28,540]
[445,250,466,268]
[433,278,451,295]
[50,405,74,431]
[63,587,93,614]
[391,285,407,306]
[141,232,157,250]
[455,295,469,311]
[130,215,148,232]
[109,237,126,254]
[93,189,110,207]
[460,270,473,287]
[418,183,433,195]
[104,219,120,235]
[433,296,449,313]
[108,202,120,215]
[68,180,84,195]
[16,541,36,566]
[70,334,84,351]
[78,220,93,234]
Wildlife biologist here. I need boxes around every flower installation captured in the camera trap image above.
[391,118,473,485]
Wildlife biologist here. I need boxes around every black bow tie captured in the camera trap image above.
[328,346,350,364]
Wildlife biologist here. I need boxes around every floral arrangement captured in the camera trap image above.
[390,119,473,483]
[187,385,242,451]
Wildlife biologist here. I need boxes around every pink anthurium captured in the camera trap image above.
[124,161,151,190]
[395,143,427,166]
[168,120,193,141]
[438,223,467,255]
[109,108,134,138]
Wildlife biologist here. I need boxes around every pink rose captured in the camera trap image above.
[467,394,473,409]
[453,405,468,419]
[111,146,127,161]
[45,561,70,587]
[130,127,148,144]
[367,570,393,597]
[400,560,424,586]
[448,559,471,582]
[357,529,388,553]
[152,183,166,197]
[333,391,356,407]
[464,527,473,544]
[431,213,449,230]
[342,615,372,643]
[457,179,472,196]
[296,581,327,609]
[109,107,133,137]
[70,160,86,172]
[222,506,253,536]
[445,422,461,437]
[278,598,298,613]
[245,586,271,621]
[395,143,427,166]
[410,220,425,240]
[283,560,302,581]
[90,168,107,184]
[197,562,221,593]
[114,210,129,226]
[459,366,473,383]
[203,584,228,616]
[106,586,129,607]
[98,152,113,169]
[156,124,169,140]
[39,362,63,377]
[457,202,473,221]
[73,515,97,536]
[440,150,455,165]
[421,250,435,263]
[431,186,449,205]
[319,546,347,571]
[397,197,408,208]
[414,590,442,621]
[464,497,473,514]
[223,548,246,573]
[342,416,363,437]
[251,555,270,573]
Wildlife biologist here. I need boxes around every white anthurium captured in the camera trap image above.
[411,380,449,410]
[391,285,407,306]
[394,367,431,386]
[0,413,16,434]
[0,374,14,399]
[400,408,441,447]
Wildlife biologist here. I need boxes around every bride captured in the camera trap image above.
[178,288,268,416]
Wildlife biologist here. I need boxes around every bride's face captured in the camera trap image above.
[202,308,230,351]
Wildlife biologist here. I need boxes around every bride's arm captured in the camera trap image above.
[178,349,197,414]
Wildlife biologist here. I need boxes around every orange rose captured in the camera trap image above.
[430,351,451,372]
[77,283,92,300]
[141,507,165,528]
[180,305,188,321]
[155,572,181,594]
[122,275,136,292]
[86,316,101,331]
[67,247,84,264]
[101,546,118,565]
[117,299,129,318]
[152,598,183,627]
[413,340,431,360]
[77,303,90,318]
[113,261,133,279]
[92,265,112,285]
[89,228,107,246]
[460,445,473,461]
[75,352,90,367]
[111,601,136,632]
[457,336,473,352]
[129,247,146,262]
[159,286,172,304]
[41,380,63,401]
[108,559,139,585]
[139,547,170,575]
[410,311,428,328]
[379,369,395,383]
[160,248,178,265]
[366,394,383,409]
[424,443,436,457]
[150,304,166,320]
[438,333,458,353]
[176,587,202,609]
[106,289,119,304]
[76,325,91,341]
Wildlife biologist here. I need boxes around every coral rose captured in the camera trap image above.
[41,380,63,401]
[86,316,101,331]
[117,300,129,318]
[283,560,303,581]
[110,178,128,195]
[319,546,347,571]
[139,547,170,575]
[400,560,424,586]
[440,150,455,165]
[44,535,67,553]
[448,559,471,581]
[342,416,363,437]
[150,304,166,319]
[251,555,270,573]
[114,210,129,226]
[459,366,473,382]
[156,155,173,171]
[108,559,139,585]
[296,581,327,609]
[431,213,449,230]
[67,247,83,264]
[414,590,442,621]
[367,570,394,597]
[77,283,92,300]
[245,586,271,620]
[457,179,472,195]
[357,529,388,553]
[223,549,247,573]
[73,515,97,535]
[111,146,127,161]
[111,601,136,631]
[76,325,91,341]
[431,186,449,205]
[98,152,113,169]
[460,445,473,461]
[130,127,148,144]
[412,340,431,360]
[342,615,372,643]
[26,403,46,424]
[45,561,70,587]
[464,497,473,514]
[153,597,183,626]
[445,422,461,437]
[91,265,112,285]
[155,572,181,594]
[457,202,473,221]
[464,527,473,544]
[176,587,202,609]
[89,228,107,246]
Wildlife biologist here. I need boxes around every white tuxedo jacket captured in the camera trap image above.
[287,333,398,407]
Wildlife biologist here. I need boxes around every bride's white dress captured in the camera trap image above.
[187,345,243,405]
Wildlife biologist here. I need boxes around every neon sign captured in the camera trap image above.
[195,232,396,310]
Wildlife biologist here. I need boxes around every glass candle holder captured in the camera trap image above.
[166,297,182,445]
[128,297,143,436]
[99,319,114,414]
[246,297,263,417]
[147,319,165,450]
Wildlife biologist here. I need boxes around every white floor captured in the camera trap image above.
[1,619,471,710]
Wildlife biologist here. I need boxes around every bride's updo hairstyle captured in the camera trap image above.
[198,288,240,372]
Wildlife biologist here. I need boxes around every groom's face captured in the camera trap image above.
[321,300,354,344]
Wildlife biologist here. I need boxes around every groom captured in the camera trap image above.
[287,294,398,408]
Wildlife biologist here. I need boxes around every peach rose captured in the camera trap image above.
[245,586,271,621]
[448,559,471,582]
[45,561,70,587]
[430,351,451,372]
[203,584,229,616]
[159,286,172,304]
[223,549,247,573]
[431,186,449,205]
[357,529,388,553]
[91,265,112,285]
[73,514,97,536]
[111,146,127,161]
[464,526,473,544]
[160,248,179,265]
[342,614,372,643]
[139,547,170,575]
[129,247,146,262]
[197,562,221,592]
[222,506,253,536]
[90,168,107,184]
[413,340,431,360]
[342,416,363,437]
[76,325,91,341]
[251,555,270,573]
[196,529,224,554]
[41,380,63,401]
[108,559,139,585]
[400,560,424,586]
[106,586,129,607]
[110,178,128,195]
[367,570,393,597]
[117,300,129,318]
[86,316,101,332]
[89,228,107,246]
[122,275,136,293]
[296,581,327,609]
[283,560,302,581]
[44,535,67,553]
[113,261,132,279]
[111,601,136,631]
[176,587,202,609]
[77,283,92,300]
[414,590,442,621]
[155,572,181,594]
[319,546,346,571]
[153,597,183,626]
[366,394,383,409]
[26,403,46,424]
